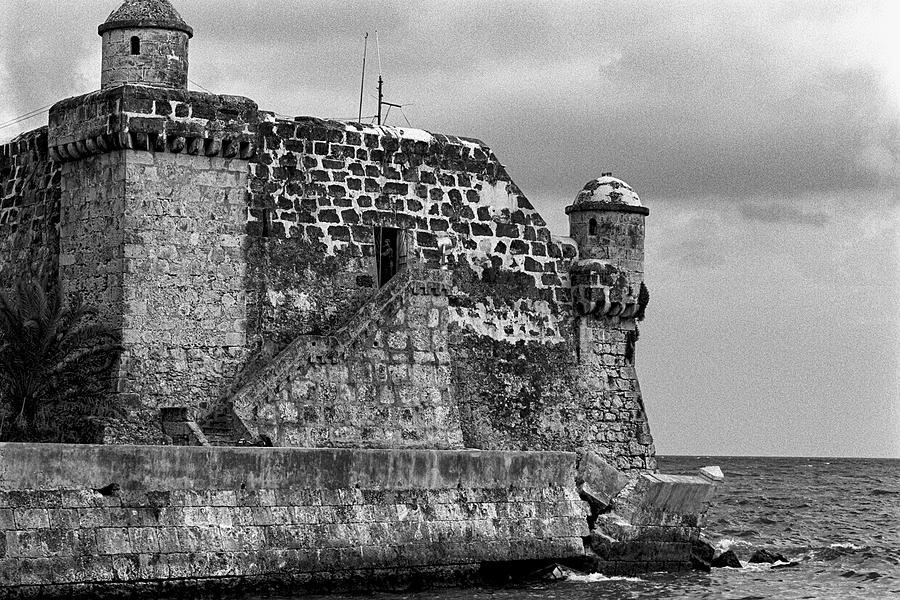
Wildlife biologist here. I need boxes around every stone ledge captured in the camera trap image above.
[565,202,650,216]
[47,131,257,163]
[0,443,579,492]
[47,85,259,163]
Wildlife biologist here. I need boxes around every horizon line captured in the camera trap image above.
[658,453,900,461]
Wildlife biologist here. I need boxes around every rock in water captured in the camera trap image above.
[691,538,716,572]
[712,550,743,568]
[749,549,788,564]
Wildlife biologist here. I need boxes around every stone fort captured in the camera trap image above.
[1,0,655,468]
[0,2,721,595]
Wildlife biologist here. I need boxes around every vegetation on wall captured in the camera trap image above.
[635,282,650,321]
[0,279,122,443]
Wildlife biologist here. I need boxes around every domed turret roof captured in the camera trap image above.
[565,173,648,215]
[99,0,193,37]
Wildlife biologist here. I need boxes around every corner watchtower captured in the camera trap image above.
[566,173,649,318]
[99,0,193,90]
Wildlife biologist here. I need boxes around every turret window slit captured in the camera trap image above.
[130,36,141,55]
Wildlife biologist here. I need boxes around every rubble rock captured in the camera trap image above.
[690,538,716,572]
[711,549,743,568]
[749,549,788,564]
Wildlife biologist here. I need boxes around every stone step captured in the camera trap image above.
[204,434,236,446]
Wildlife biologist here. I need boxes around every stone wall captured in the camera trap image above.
[0,128,60,291]
[245,117,577,350]
[232,265,462,448]
[450,318,654,471]
[0,443,587,598]
[242,117,655,470]
[117,151,249,412]
[48,85,259,424]
[57,149,249,417]
[58,153,126,330]
[100,27,189,91]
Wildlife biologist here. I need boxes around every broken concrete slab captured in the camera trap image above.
[699,466,724,482]
[576,450,631,508]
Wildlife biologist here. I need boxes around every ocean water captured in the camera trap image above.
[276,456,900,600]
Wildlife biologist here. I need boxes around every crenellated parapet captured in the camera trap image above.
[47,85,259,163]
[571,261,643,319]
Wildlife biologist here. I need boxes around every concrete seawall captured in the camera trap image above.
[0,443,588,598]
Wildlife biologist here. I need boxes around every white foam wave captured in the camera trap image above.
[829,542,862,550]
[714,537,753,552]
[741,559,799,572]
[567,573,644,583]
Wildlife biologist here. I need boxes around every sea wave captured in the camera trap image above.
[829,542,863,550]
[565,573,643,583]
[714,537,756,552]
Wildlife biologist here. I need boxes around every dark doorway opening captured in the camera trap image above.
[130,36,141,55]
[375,226,407,286]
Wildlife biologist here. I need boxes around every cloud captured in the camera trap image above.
[1,0,897,203]
[656,213,730,270]
[738,203,831,226]
[0,2,96,118]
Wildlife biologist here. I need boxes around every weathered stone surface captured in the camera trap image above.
[0,129,60,291]
[615,472,719,526]
[100,26,190,91]
[231,266,462,448]
[576,451,630,508]
[0,443,587,594]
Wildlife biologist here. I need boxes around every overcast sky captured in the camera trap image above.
[2,1,897,458]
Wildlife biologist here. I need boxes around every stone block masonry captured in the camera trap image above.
[245,116,579,350]
[100,27,189,91]
[0,443,588,598]
[49,84,259,425]
[2,69,656,473]
[0,128,60,291]
[1,107,658,469]
[232,265,463,449]
[241,117,656,471]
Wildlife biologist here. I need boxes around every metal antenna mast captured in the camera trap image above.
[369,31,411,127]
[376,30,384,126]
[358,33,368,124]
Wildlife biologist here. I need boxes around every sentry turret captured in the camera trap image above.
[566,174,649,319]
[99,0,193,90]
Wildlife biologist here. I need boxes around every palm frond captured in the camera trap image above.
[0,278,122,443]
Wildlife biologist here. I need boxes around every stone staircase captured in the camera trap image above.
[197,395,260,447]
[197,264,452,446]
[198,404,240,446]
